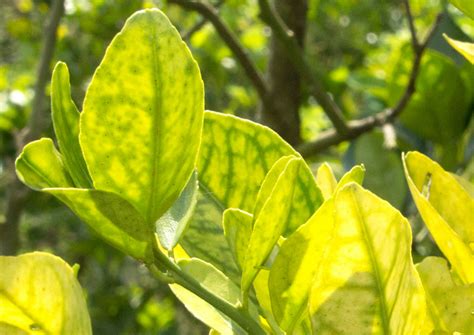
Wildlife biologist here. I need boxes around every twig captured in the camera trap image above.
[169,0,269,102]
[297,13,442,157]
[180,0,224,40]
[0,0,65,255]
[257,0,350,135]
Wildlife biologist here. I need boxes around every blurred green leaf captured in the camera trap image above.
[448,0,474,19]
[0,252,92,335]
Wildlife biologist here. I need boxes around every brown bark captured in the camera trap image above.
[259,0,308,146]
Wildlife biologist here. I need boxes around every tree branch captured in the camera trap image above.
[180,0,224,40]
[257,0,350,135]
[169,0,269,102]
[0,0,65,255]
[297,13,442,157]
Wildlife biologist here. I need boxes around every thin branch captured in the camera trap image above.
[169,0,269,102]
[257,0,350,135]
[297,13,442,157]
[0,0,65,255]
[403,0,420,51]
[180,0,224,40]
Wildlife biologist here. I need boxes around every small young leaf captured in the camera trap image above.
[0,252,91,334]
[181,111,297,279]
[51,62,92,188]
[403,151,474,283]
[16,138,74,190]
[169,258,258,335]
[241,157,303,295]
[156,171,199,251]
[336,164,365,191]
[80,9,204,224]
[417,257,473,334]
[222,208,253,270]
[443,34,474,64]
[316,163,337,199]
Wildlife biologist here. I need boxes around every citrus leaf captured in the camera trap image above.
[0,252,91,335]
[222,208,253,270]
[242,157,305,295]
[270,183,426,334]
[15,138,74,190]
[316,163,338,200]
[416,257,474,334]
[336,164,365,191]
[181,111,297,280]
[51,62,92,188]
[403,151,474,283]
[169,258,257,335]
[443,34,474,64]
[156,171,199,251]
[80,9,204,224]
[448,0,474,19]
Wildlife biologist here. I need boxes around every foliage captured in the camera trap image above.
[2,8,473,334]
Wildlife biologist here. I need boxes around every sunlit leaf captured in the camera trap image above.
[181,111,297,280]
[51,62,92,188]
[403,151,474,283]
[0,252,91,334]
[156,171,199,251]
[222,208,253,270]
[270,183,425,333]
[316,163,337,199]
[16,138,73,189]
[335,164,365,191]
[80,9,204,224]
[169,258,257,334]
[448,0,474,19]
[242,157,308,295]
[443,34,474,64]
[417,257,473,333]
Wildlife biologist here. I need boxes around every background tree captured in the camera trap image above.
[0,0,472,333]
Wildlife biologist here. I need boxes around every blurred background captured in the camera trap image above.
[0,0,472,333]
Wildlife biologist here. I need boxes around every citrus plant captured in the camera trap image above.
[2,8,472,335]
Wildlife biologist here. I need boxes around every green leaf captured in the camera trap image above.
[80,9,204,224]
[316,163,338,200]
[51,62,92,188]
[448,0,474,19]
[270,183,426,333]
[46,189,150,260]
[242,157,313,296]
[443,34,474,64]
[16,138,74,190]
[403,151,474,283]
[156,171,199,251]
[181,111,297,280]
[416,257,473,334]
[0,252,91,335]
[223,208,253,270]
[169,258,254,334]
[335,164,365,191]
[15,138,151,260]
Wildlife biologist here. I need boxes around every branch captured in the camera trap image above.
[180,0,224,40]
[297,13,442,157]
[257,0,350,135]
[0,0,65,255]
[169,0,269,102]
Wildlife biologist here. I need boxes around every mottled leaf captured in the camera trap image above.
[222,208,253,270]
[156,171,198,251]
[417,257,473,333]
[403,151,474,283]
[0,252,91,335]
[80,9,204,224]
[51,62,92,188]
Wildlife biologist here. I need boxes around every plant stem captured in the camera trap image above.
[151,239,266,334]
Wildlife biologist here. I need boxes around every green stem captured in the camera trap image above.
[151,240,266,335]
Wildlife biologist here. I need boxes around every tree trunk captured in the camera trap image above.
[259,0,308,146]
